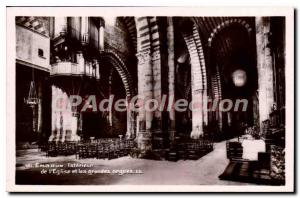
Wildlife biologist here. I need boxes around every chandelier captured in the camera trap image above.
[24,69,40,107]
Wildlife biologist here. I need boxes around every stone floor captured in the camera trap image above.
[15,139,254,185]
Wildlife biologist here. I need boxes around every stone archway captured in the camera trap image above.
[208,19,257,138]
[99,49,136,139]
[180,21,208,139]
[208,19,253,47]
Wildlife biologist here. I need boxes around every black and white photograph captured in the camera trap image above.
[6,7,294,192]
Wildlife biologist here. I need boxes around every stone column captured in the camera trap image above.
[81,17,89,45]
[190,60,204,139]
[99,19,105,51]
[49,86,58,142]
[167,17,176,144]
[126,96,135,139]
[136,49,153,154]
[69,114,81,141]
[51,87,64,143]
[256,17,275,128]
[214,66,223,132]
[60,92,70,142]
[37,82,43,133]
[185,35,203,139]
[77,52,85,74]
[203,89,208,126]
[108,69,113,127]
[57,112,63,143]
[183,33,204,139]
[151,47,163,147]
[68,92,81,142]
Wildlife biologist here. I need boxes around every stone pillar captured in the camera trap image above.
[215,66,223,131]
[69,114,81,141]
[58,91,81,142]
[81,17,89,45]
[190,69,204,139]
[183,34,204,139]
[60,92,71,142]
[99,19,105,51]
[37,82,43,133]
[152,47,163,147]
[203,89,208,126]
[57,112,63,143]
[126,96,135,139]
[77,52,85,74]
[49,86,81,142]
[49,86,58,142]
[256,17,275,128]
[50,85,63,143]
[108,69,113,127]
[136,49,153,154]
[167,17,176,144]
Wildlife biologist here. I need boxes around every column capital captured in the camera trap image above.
[136,49,151,64]
[151,48,161,61]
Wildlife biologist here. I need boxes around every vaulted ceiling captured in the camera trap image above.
[192,17,254,46]
[119,17,257,83]
[119,17,255,58]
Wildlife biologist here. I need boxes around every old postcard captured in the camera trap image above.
[6,7,294,192]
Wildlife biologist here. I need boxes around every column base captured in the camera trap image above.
[190,127,203,139]
[64,130,81,142]
[48,132,56,142]
[54,129,62,142]
[125,130,135,140]
[137,130,152,157]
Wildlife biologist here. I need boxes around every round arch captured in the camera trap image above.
[99,49,135,100]
[208,19,253,47]
[179,19,208,138]
[208,19,256,137]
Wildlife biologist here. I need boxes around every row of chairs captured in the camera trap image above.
[44,139,135,159]
[44,138,214,161]
[46,142,77,157]
[76,140,135,159]
[168,139,214,161]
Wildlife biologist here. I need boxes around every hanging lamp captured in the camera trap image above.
[24,68,39,107]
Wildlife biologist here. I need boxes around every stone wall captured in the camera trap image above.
[104,18,132,59]
[16,25,50,71]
